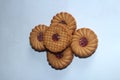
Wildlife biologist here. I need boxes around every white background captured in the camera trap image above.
[0,0,120,80]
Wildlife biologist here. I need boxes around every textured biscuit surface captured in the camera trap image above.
[44,23,71,53]
[71,28,98,58]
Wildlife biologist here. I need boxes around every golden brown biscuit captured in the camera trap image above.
[51,12,76,34]
[44,23,72,53]
[71,28,98,58]
[47,47,73,70]
[29,24,48,51]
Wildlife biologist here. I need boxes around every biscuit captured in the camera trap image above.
[51,12,76,34]
[44,23,72,53]
[29,24,48,51]
[47,47,73,70]
[71,28,98,58]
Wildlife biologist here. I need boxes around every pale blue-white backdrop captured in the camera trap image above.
[0,0,120,80]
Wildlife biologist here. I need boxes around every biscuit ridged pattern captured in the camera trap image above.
[47,47,73,69]
[29,24,48,51]
[51,12,76,34]
[71,28,98,57]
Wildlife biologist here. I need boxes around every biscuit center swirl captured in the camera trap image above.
[52,33,60,41]
[37,32,43,41]
[55,53,63,59]
[79,37,88,47]
[59,20,67,25]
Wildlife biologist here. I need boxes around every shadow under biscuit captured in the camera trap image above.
[73,50,96,58]
[47,62,68,70]
[30,45,46,53]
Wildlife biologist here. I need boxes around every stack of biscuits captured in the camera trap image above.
[29,12,98,70]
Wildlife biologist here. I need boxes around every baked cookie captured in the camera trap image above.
[47,47,73,70]
[44,23,72,53]
[51,12,76,34]
[71,28,98,58]
[29,24,48,51]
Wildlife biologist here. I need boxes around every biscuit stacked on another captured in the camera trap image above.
[46,12,77,69]
[44,23,72,53]
[29,12,98,70]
